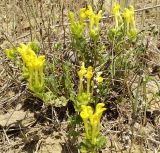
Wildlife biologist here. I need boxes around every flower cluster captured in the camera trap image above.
[112,3,137,38]
[69,8,86,39]
[80,103,106,151]
[17,43,45,93]
[85,5,102,41]
[113,3,122,29]
[76,62,104,110]
[69,5,102,41]
[122,5,136,37]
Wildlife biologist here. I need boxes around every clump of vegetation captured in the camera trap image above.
[69,5,103,66]
[17,43,45,93]
[3,2,160,153]
[80,103,106,153]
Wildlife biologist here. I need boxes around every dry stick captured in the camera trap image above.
[39,0,46,55]
[31,0,39,26]
[35,140,42,153]
[25,0,39,32]
[61,3,66,50]
[110,0,113,14]
[47,1,55,53]
[139,2,145,152]
[98,0,105,11]
[129,76,142,153]
[4,0,9,34]
[24,0,34,41]
[156,0,160,39]
[141,0,145,30]
[20,1,33,41]
[13,0,17,41]
[47,18,52,53]
[2,32,15,48]
[141,57,149,153]
[2,128,10,144]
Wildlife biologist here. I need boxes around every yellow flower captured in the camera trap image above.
[80,8,86,22]
[69,11,75,24]
[17,43,45,70]
[78,62,87,79]
[85,5,102,41]
[113,3,122,28]
[84,103,106,127]
[129,6,136,30]
[129,5,135,19]
[90,113,99,127]
[85,5,94,17]
[94,10,102,26]
[17,43,37,65]
[96,103,105,111]
[122,6,135,24]
[80,105,93,120]
[17,43,36,57]
[85,66,93,79]
[87,106,93,117]
[85,66,93,94]
[80,111,89,120]
[17,43,45,93]
[96,72,104,83]
[82,105,93,115]
[122,8,131,23]
[28,55,45,70]
[113,3,121,17]
[80,104,106,145]
[80,105,93,139]
[122,5,136,37]
[95,103,106,119]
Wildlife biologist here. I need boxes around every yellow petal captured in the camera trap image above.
[96,103,105,110]
[95,103,106,122]
[122,8,131,23]
[81,105,93,119]
[80,111,89,120]
[85,66,93,79]
[80,8,86,21]
[90,114,99,127]
[85,5,94,17]
[96,72,104,83]
[87,106,93,118]
[78,62,86,78]
[113,3,120,17]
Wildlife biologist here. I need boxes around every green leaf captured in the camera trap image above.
[29,41,40,54]
[5,48,16,60]
[96,135,106,149]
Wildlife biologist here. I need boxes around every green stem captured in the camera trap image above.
[91,125,96,145]
[84,121,89,139]
[39,66,44,90]
[78,78,83,95]
[35,69,39,90]
[28,68,34,91]
[115,16,118,28]
[87,78,91,94]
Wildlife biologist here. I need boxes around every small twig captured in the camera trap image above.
[34,140,42,153]
[2,128,10,144]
